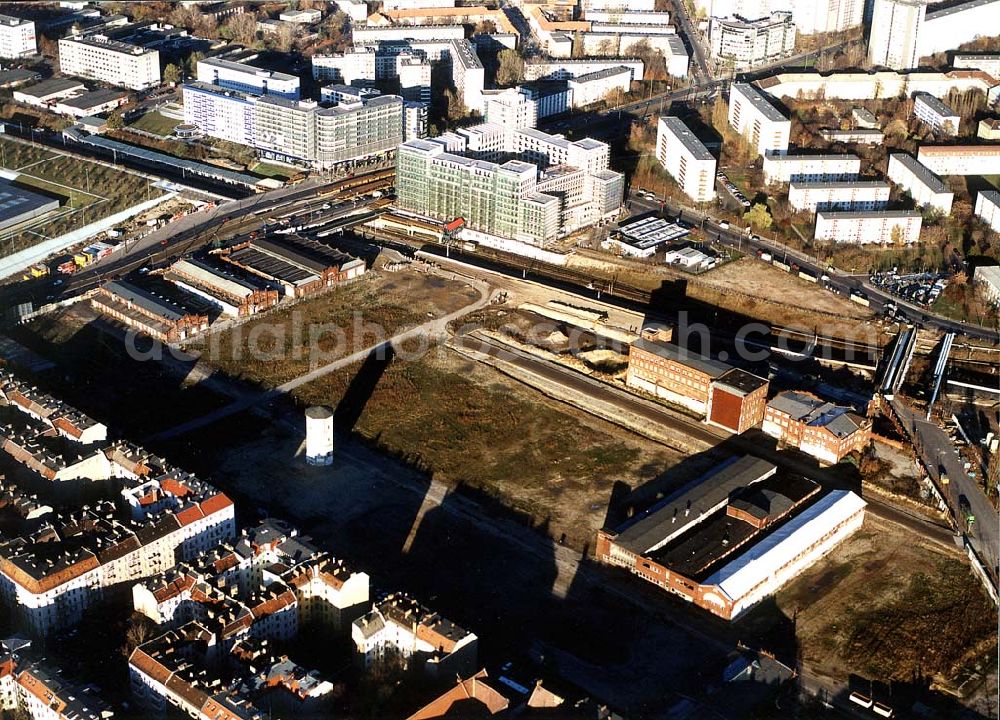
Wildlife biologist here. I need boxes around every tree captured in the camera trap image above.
[445,89,467,122]
[105,111,124,131]
[473,19,497,34]
[184,51,205,78]
[597,38,617,57]
[120,613,155,659]
[496,49,524,87]
[221,12,258,46]
[890,225,904,246]
[162,63,182,85]
[744,203,773,231]
[321,11,349,50]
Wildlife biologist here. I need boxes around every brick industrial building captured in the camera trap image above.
[218,236,365,298]
[165,258,280,318]
[625,335,769,433]
[596,456,866,620]
[762,391,872,464]
[92,280,209,343]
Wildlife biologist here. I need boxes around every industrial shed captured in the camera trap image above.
[700,490,867,619]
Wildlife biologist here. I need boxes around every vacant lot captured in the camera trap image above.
[0,137,166,258]
[743,515,997,704]
[291,348,682,545]
[569,253,878,339]
[192,269,480,387]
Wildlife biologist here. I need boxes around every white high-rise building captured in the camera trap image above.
[709,12,796,69]
[974,190,1000,233]
[58,35,160,90]
[912,92,960,136]
[403,101,429,139]
[655,116,717,203]
[728,82,790,156]
[312,48,377,85]
[886,153,954,214]
[183,82,256,146]
[484,87,538,129]
[867,0,1000,70]
[0,15,35,58]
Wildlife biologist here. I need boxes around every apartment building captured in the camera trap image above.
[814,209,922,244]
[352,592,478,679]
[312,48,377,85]
[655,117,717,203]
[787,180,891,212]
[0,373,107,445]
[351,24,465,43]
[975,190,1000,233]
[913,92,960,136]
[404,100,429,139]
[484,87,538,129]
[868,0,1000,70]
[762,391,871,464]
[196,56,300,99]
[953,53,1000,78]
[397,55,432,103]
[58,35,159,90]
[0,15,35,58]
[625,335,768,432]
[567,66,632,107]
[709,12,796,69]
[396,127,623,246]
[183,82,256,146]
[728,82,790,156]
[383,0,456,9]
[0,657,113,720]
[320,84,380,104]
[92,280,208,343]
[183,84,404,169]
[762,153,860,184]
[693,0,863,35]
[0,472,234,635]
[978,119,1000,140]
[866,0,925,70]
[886,152,953,214]
[523,58,645,82]
[917,145,1000,176]
[974,263,1000,305]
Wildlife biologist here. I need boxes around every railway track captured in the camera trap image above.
[369,226,882,362]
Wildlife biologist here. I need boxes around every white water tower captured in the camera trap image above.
[305,406,334,466]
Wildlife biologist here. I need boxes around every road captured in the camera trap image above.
[2,169,393,311]
[668,0,712,83]
[891,396,999,581]
[627,191,1000,343]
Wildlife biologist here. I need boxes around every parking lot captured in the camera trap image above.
[870,271,948,306]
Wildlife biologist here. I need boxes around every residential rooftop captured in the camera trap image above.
[732,82,789,123]
[659,116,714,161]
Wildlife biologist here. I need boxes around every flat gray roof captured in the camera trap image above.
[732,82,788,123]
[888,153,950,194]
[789,180,890,190]
[632,336,731,376]
[913,92,958,117]
[613,456,778,554]
[927,0,1000,20]
[16,77,85,98]
[0,182,60,233]
[816,209,923,219]
[200,56,297,83]
[659,116,714,161]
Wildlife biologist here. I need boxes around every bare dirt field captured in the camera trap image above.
[289,347,688,547]
[188,268,480,387]
[568,253,880,339]
[741,515,997,712]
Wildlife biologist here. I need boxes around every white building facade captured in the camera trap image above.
[974,190,1000,233]
[728,82,790,156]
[788,181,891,212]
[58,35,160,90]
[655,116,717,203]
[709,12,795,69]
[886,152,954,214]
[197,56,300,100]
[814,210,922,244]
[762,153,860,184]
[0,15,35,58]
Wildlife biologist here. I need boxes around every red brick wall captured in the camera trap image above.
[709,386,744,432]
